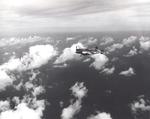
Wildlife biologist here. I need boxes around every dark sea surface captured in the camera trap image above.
[0,31,150,119]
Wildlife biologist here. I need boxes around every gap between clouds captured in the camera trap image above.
[61,82,112,119]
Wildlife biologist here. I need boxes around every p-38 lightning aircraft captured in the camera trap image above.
[76,46,104,56]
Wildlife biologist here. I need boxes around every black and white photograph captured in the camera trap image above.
[0,0,150,119]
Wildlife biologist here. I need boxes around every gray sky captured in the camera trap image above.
[1,0,150,34]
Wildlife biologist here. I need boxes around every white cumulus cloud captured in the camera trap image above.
[70,82,88,99]
[20,44,57,70]
[2,44,57,71]
[0,70,15,91]
[90,54,109,70]
[131,96,150,118]
[0,100,10,112]
[139,36,150,51]
[124,46,138,57]
[61,100,81,119]
[0,88,46,119]
[0,44,56,91]
[87,112,112,119]
[0,100,45,119]
[61,82,88,119]
[54,42,84,64]
[119,67,135,76]
[0,44,57,91]
[101,66,115,75]
[32,86,45,97]
[86,38,98,46]
[122,36,137,47]
[100,37,114,46]
[106,43,124,53]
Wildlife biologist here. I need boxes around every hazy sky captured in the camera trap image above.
[1,0,150,34]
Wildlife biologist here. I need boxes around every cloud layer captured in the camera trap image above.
[2,44,57,71]
[1,0,150,33]
[0,44,57,91]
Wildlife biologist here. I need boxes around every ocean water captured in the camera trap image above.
[0,31,150,119]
